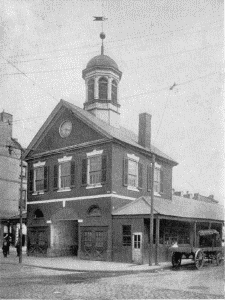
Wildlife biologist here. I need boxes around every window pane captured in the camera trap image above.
[90,156,101,171]
[128,160,137,175]
[88,79,94,101]
[123,225,131,246]
[60,162,71,188]
[36,167,44,180]
[96,231,104,248]
[99,77,108,99]
[84,231,92,247]
[61,162,71,176]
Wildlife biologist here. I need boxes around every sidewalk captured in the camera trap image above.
[1,248,191,273]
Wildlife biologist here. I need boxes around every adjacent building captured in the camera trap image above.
[0,111,27,247]
[24,35,224,263]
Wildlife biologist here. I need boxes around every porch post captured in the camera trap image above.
[155,216,160,265]
[194,221,197,247]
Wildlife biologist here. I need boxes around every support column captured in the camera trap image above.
[94,76,99,99]
[194,221,197,247]
[155,216,160,265]
[108,77,112,100]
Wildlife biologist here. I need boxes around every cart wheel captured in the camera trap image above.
[195,250,204,270]
[172,252,182,267]
[216,252,222,266]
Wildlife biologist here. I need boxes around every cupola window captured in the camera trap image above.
[111,80,117,103]
[88,78,94,101]
[99,77,108,100]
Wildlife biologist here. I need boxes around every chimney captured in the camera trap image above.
[183,191,192,199]
[193,193,199,200]
[208,194,214,199]
[138,113,151,149]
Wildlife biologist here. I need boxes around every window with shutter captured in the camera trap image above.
[124,154,139,191]
[85,150,107,188]
[32,161,47,194]
[148,162,163,195]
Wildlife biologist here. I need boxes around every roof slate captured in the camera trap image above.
[62,100,177,164]
[112,195,224,222]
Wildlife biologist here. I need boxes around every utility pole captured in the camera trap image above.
[19,149,23,263]
[149,154,155,266]
[7,144,24,263]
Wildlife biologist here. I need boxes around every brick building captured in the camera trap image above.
[24,38,223,262]
[0,111,27,247]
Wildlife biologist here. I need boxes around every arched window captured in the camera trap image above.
[34,209,44,219]
[99,77,108,100]
[88,78,94,101]
[88,205,101,217]
[111,80,117,103]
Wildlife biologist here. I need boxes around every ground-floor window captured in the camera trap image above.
[122,225,131,246]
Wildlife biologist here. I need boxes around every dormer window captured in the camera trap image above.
[99,77,108,100]
[111,80,117,103]
[88,78,94,101]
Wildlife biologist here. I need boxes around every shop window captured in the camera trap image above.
[88,78,94,101]
[122,225,131,246]
[99,77,108,99]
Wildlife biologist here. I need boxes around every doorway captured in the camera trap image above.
[132,232,142,264]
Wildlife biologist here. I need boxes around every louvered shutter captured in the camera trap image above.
[70,161,76,187]
[28,168,33,193]
[44,166,49,191]
[138,163,143,189]
[53,165,58,189]
[81,158,87,185]
[147,165,152,191]
[123,158,128,186]
[160,169,164,193]
[101,155,107,183]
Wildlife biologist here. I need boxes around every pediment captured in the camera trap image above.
[25,103,108,157]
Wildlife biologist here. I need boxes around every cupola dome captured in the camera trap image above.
[86,54,119,70]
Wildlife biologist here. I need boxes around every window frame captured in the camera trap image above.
[32,161,47,195]
[125,154,140,192]
[122,225,132,246]
[85,149,106,189]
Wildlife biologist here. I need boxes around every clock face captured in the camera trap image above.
[59,121,72,138]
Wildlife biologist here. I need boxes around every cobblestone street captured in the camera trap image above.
[0,254,224,299]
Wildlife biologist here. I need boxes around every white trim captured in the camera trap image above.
[27,193,136,205]
[33,161,46,168]
[57,188,71,192]
[32,191,44,195]
[58,156,72,163]
[127,153,139,162]
[86,149,103,157]
[86,184,102,189]
[127,186,140,192]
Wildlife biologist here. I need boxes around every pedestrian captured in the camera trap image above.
[2,240,8,257]
[15,240,20,257]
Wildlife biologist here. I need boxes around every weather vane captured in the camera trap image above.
[93,2,108,55]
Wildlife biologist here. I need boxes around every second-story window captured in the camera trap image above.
[147,162,164,195]
[123,154,142,191]
[29,162,49,194]
[99,77,108,100]
[54,156,75,191]
[82,149,107,188]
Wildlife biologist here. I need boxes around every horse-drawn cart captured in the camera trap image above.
[169,229,223,270]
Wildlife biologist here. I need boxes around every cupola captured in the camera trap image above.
[82,32,122,127]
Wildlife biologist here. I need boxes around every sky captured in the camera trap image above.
[1,0,224,204]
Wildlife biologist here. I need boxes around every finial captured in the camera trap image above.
[100,32,106,55]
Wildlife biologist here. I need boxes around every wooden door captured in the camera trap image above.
[28,227,48,256]
[81,227,108,260]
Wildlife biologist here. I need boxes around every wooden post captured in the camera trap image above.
[194,221,197,247]
[149,154,155,266]
[155,216,160,265]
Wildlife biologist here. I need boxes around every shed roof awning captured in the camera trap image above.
[112,195,224,222]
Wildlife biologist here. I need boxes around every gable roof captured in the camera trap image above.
[112,195,224,222]
[24,99,177,165]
